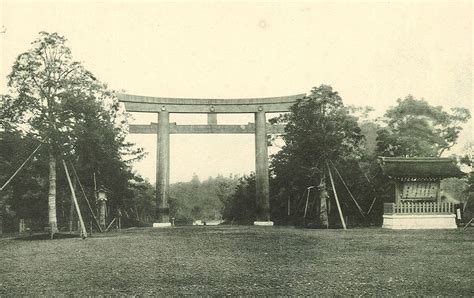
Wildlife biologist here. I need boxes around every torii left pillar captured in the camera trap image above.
[254,109,273,226]
[154,110,172,227]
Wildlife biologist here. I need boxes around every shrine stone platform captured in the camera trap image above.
[383,214,457,229]
[153,222,172,228]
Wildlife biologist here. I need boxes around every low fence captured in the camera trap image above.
[384,202,455,215]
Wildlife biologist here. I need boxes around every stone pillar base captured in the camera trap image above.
[383,214,457,229]
[254,221,274,226]
[153,222,172,228]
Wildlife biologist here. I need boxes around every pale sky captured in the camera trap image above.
[1,0,472,183]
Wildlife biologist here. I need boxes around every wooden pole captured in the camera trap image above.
[462,218,473,231]
[327,163,347,230]
[105,217,117,232]
[287,196,291,216]
[303,187,314,218]
[463,195,471,212]
[329,160,365,217]
[1,144,41,191]
[62,160,88,238]
[367,197,377,215]
[70,161,103,232]
[69,179,76,233]
[303,189,310,218]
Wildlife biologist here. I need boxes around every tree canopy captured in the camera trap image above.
[1,32,143,233]
[269,85,366,226]
[376,95,470,157]
[270,85,364,188]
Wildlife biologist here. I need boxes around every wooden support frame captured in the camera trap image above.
[62,160,88,238]
[327,163,347,230]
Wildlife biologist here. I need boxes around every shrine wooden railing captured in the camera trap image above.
[384,202,455,215]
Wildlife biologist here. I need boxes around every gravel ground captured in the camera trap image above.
[1,226,473,296]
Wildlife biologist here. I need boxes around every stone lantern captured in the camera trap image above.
[97,187,109,229]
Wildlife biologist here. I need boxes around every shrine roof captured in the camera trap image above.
[378,157,465,180]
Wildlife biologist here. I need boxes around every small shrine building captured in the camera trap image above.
[379,157,465,229]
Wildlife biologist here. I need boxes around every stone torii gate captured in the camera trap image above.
[118,93,305,227]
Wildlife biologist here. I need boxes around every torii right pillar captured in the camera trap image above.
[254,109,273,226]
[154,110,171,227]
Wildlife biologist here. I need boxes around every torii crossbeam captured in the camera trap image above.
[118,93,305,226]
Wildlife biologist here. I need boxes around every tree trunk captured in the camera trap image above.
[319,185,329,228]
[48,151,59,234]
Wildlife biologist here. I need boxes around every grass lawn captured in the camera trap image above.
[1,226,473,296]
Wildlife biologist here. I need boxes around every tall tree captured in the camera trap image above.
[376,95,470,157]
[270,85,364,226]
[2,32,136,234]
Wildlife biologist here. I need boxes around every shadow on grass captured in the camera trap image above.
[14,233,81,241]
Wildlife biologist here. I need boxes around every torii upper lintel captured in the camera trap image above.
[117,93,305,113]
